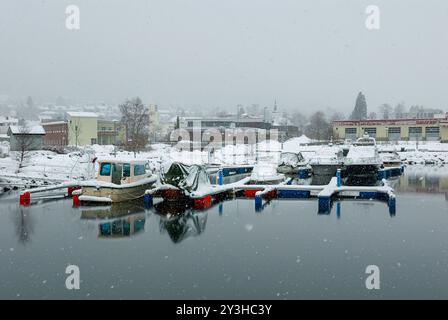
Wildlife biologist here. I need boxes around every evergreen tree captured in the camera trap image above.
[350,92,368,120]
[26,96,34,108]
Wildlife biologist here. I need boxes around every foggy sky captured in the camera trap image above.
[1,0,448,113]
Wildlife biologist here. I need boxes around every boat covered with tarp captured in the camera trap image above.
[277,152,310,175]
[158,162,212,200]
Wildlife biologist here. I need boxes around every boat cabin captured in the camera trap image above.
[96,160,148,185]
[354,134,376,146]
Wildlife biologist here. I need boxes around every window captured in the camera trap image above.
[388,127,401,141]
[100,163,111,176]
[409,127,422,140]
[425,127,439,140]
[345,128,357,134]
[364,128,377,138]
[123,163,131,177]
[134,164,146,176]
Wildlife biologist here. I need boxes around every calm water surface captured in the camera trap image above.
[0,167,447,299]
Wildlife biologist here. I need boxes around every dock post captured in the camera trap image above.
[255,194,262,211]
[388,195,396,216]
[144,192,153,209]
[219,203,223,215]
[318,196,331,214]
[336,202,341,219]
[336,169,341,187]
[218,169,223,186]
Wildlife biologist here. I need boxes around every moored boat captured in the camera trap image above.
[277,152,310,175]
[309,146,344,176]
[343,135,382,178]
[77,160,157,204]
[379,149,402,168]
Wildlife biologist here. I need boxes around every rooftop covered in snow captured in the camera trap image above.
[8,125,46,135]
[66,112,98,118]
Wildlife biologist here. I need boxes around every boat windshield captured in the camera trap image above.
[123,163,131,177]
[100,163,111,176]
[134,164,146,176]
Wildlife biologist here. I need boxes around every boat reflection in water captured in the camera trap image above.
[80,202,147,238]
[395,166,448,198]
[154,201,208,244]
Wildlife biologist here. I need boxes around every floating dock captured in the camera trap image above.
[144,169,397,214]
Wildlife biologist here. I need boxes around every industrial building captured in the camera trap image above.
[333,115,448,142]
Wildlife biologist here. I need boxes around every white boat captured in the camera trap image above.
[277,152,309,175]
[248,162,285,184]
[343,135,382,178]
[309,146,344,176]
[378,148,402,168]
[78,160,157,204]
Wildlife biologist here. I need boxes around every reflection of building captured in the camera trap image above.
[333,115,448,142]
[67,112,98,146]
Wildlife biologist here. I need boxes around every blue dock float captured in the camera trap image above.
[144,191,153,209]
[221,165,254,177]
[378,165,405,180]
[298,167,312,179]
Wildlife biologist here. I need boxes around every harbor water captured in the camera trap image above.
[0,166,447,299]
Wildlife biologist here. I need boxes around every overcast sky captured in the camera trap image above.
[1,0,448,114]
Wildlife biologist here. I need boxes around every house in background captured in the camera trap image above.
[7,125,45,151]
[66,112,98,146]
[97,119,126,145]
[0,116,18,135]
[41,121,68,147]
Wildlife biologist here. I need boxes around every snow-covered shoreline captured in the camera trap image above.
[0,140,447,189]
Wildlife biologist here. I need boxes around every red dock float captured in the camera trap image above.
[161,189,185,201]
[72,194,81,207]
[67,186,81,197]
[193,195,213,210]
[244,189,263,198]
[19,192,31,206]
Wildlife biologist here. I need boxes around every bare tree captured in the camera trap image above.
[305,111,331,141]
[378,103,393,119]
[119,97,150,156]
[14,123,34,172]
[394,102,406,119]
[368,112,378,119]
[69,118,82,147]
